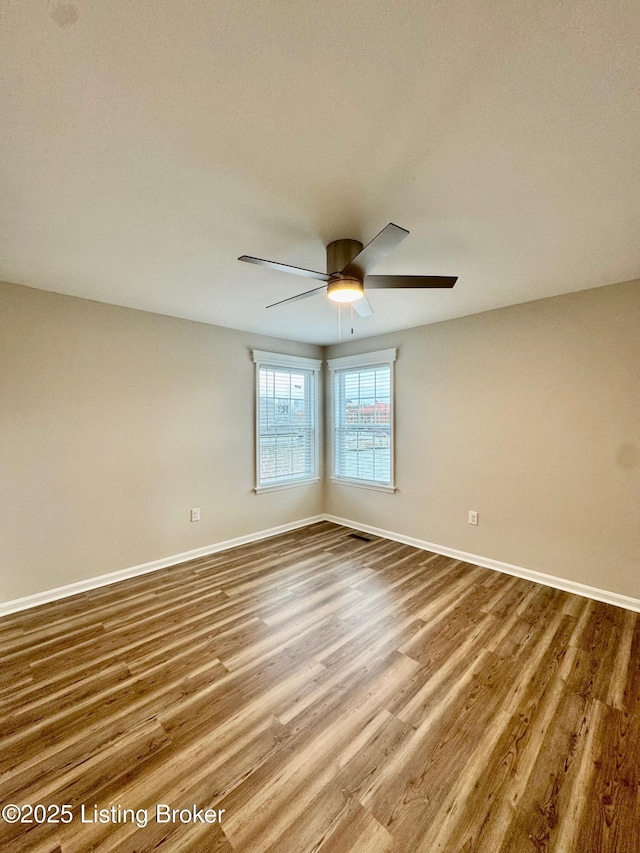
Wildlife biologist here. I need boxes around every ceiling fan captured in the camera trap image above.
[238,223,457,317]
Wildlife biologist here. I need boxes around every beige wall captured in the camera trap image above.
[2,279,638,606]
[0,282,323,602]
[325,281,640,599]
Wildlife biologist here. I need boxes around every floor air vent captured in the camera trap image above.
[348,533,373,542]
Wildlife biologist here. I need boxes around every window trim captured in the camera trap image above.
[252,350,322,493]
[326,348,397,493]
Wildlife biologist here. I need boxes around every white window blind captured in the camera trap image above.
[328,349,396,490]
[253,351,320,491]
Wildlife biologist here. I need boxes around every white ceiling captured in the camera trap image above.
[2,1,639,345]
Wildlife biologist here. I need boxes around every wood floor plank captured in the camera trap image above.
[0,522,637,852]
[572,702,640,853]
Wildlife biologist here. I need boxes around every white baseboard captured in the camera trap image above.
[3,512,639,617]
[324,514,640,613]
[0,515,325,617]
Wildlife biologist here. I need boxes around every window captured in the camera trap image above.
[327,349,396,491]
[253,350,321,492]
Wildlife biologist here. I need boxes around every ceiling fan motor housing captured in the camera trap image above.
[326,238,363,275]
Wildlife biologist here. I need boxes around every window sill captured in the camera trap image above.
[328,477,396,494]
[255,477,321,494]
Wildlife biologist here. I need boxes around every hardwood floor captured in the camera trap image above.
[1,521,638,852]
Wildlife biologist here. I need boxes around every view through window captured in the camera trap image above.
[329,349,396,489]
[253,352,320,491]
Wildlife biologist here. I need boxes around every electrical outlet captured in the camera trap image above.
[190,507,200,522]
[468,510,478,525]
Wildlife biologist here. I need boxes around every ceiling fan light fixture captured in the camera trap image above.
[242,223,457,313]
[327,277,364,303]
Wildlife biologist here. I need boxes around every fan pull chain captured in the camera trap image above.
[338,303,342,344]
[350,304,354,335]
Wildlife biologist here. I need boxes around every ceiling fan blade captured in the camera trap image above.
[265,284,327,309]
[365,275,458,289]
[353,294,374,317]
[341,223,409,278]
[239,255,330,282]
